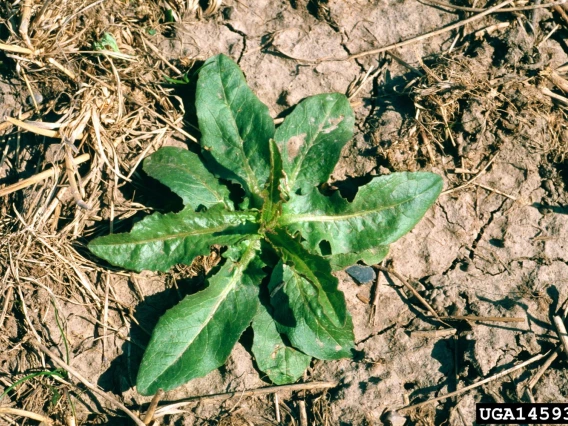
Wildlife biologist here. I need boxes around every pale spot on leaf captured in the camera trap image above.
[322,115,344,134]
[286,133,307,161]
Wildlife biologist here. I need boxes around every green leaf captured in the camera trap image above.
[137,239,265,395]
[88,206,258,272]
[266,229,354,360]
[279,172,442,256]
[163,72,191,85]
[196,54,274,200]
[260,139,284,228]
[93,32,119,52]
[251,304,312,385]
[327,245,389,271]
[143,147,231,211]
[274,93,354,195]
[85,52,445,396]
[165,9,175,22]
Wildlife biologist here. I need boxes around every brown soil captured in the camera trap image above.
[1,0,568,425]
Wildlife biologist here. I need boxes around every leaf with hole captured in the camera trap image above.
[88,53,442,395]
[274,93,355,195]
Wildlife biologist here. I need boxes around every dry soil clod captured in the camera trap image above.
[344,0,516,60]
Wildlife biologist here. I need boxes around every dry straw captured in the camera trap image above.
[0,0,223,424]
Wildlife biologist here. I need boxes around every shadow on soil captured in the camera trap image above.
[96,274,210,395]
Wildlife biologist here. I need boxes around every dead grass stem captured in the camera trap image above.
[0,0,225,422]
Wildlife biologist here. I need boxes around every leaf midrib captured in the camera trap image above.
[268,232,346,331]
[287,97,340,191]
[148,162,228,206]
[149,241,258,389]
[215,60,261,194]
[286,266,346,342]
[94,214,257,247]
[150,272,237,387]
[279,185,435,225]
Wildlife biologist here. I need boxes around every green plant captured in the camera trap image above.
[88,54,442,396]
[163,72,191,85]
[93,32,119,52]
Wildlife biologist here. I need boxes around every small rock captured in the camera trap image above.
[543,179,554,194]
[346,265,376,285]
[431,292,446,311]
[26,93,43,106]
[384,410,407,426]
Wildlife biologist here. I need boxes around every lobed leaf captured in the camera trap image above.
[143,146,232,211]
[137,239,265,395]
[266,229,354,360]
[251,304,312,385]
[279,172,443,257]
[88,206,258,272]
[274,93,354,195]
[196,54,274,201]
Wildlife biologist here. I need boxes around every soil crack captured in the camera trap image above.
[468,198,509,262]
[355,323,397,345]
[223,23,247,63]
